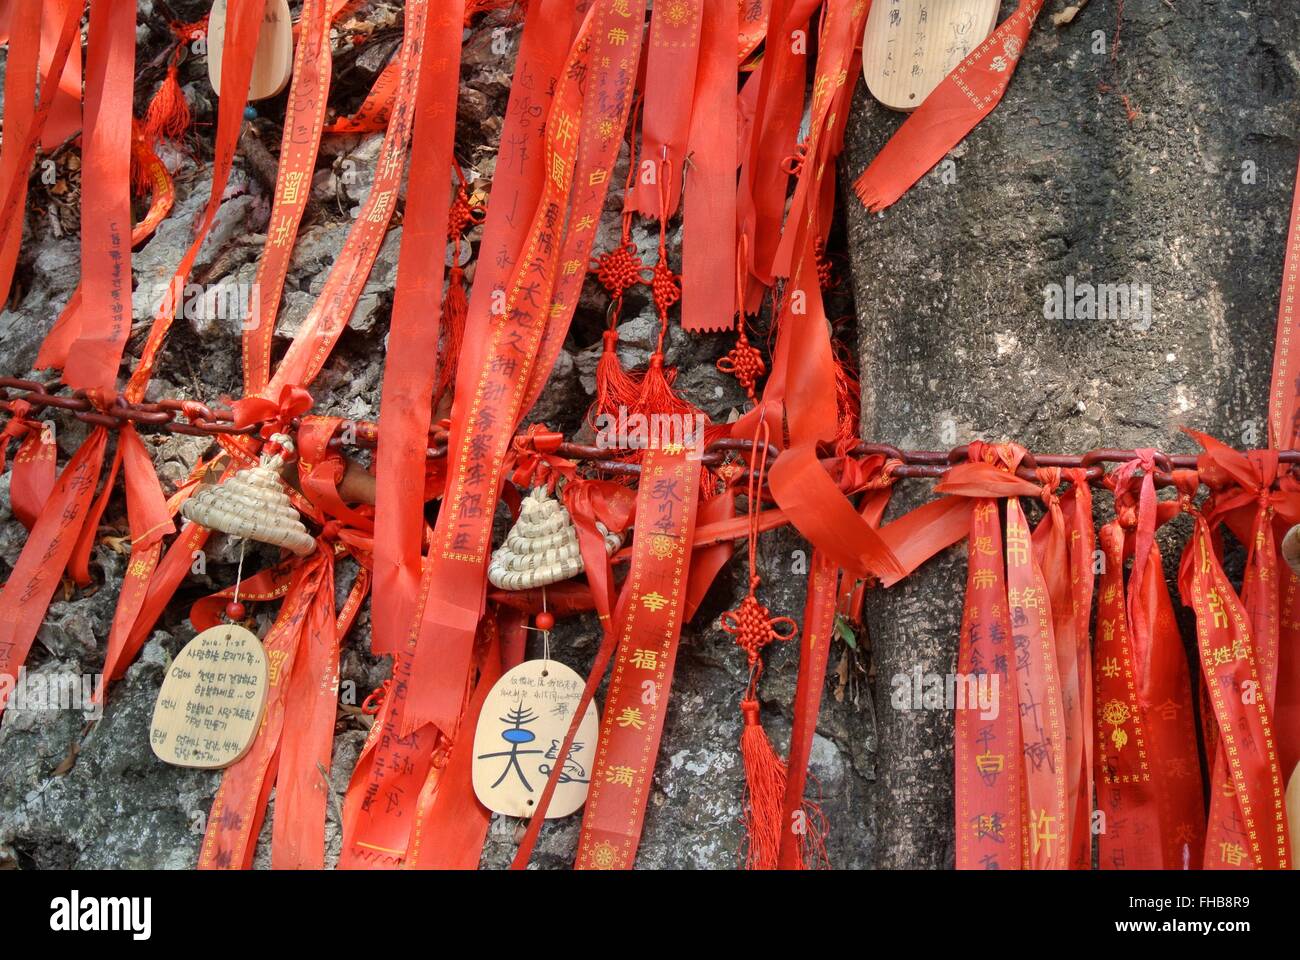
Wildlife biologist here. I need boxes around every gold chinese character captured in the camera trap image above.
[1031,809,1058,858]
[975,752,1003,775]
[1218,842,1246,866]
[615,707,645,729]
[629,649,659,670]
[972,569,995,589]
[270,218,293,247]
[1206,589,1228,629]
[972,813,1004,842]
[267,649,288,686]
[640,591,668,613]
[553,111,577,149]
[281,170,304,204]
[379,150,403,181]
[1005,525,1029,567]
[368,189,394,222]
[608,27,629,45]
[550,151,570,187]
[605,764,636,786]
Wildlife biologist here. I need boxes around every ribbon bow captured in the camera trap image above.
[509,423,577,491]
[231,383,313,437]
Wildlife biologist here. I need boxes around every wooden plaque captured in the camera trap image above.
[472,660,600,819]
[150,624,268,769]
[207,0,294,102]
[861,0,1000,112]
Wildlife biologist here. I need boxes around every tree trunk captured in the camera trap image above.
[844,0,1300,868]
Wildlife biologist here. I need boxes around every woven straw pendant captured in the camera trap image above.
[181,434,315,556]
[487,487,621,590]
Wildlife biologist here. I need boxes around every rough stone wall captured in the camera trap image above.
[845,0,1300,867]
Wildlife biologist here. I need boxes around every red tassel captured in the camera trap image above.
[435,265,468,408]
[740,699,789,870]
[739,701,830,870]
[143,56,191,146]
[831,337,861,444]
[632,353,695,420]
[130,135,156,198]
[591,329,640,424]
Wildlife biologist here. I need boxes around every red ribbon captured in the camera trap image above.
[853,0,1045,211]
[1177,472,1291,869]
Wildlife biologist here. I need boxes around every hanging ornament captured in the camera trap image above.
[180,433,316,556]
[207,0,294,102]
[149,621,268,768]
[717,238,765,403]
[720,419,826,869]
[487,486,622,591]
[472,612,599,819]
[143,48,193,148]
[589,97,648,427]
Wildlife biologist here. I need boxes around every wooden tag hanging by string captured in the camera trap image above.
[149,624,268,768]
[861,0,999,111]
[471,659,599,819]
[207,0,294,102]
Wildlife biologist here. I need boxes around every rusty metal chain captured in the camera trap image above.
[5,376,1298,488]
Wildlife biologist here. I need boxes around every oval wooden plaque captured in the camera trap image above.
[207,0,294,102]
[861,0,1000,112]
[150,624,268,769]
[472,660,600,819]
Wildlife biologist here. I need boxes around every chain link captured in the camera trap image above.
[5,376,1298,488]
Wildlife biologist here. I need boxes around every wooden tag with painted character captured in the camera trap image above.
[472,659,599,819]
[150,624,268,768]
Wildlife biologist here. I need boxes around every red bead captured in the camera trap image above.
[535,611,556,632]
[225,601,246,622]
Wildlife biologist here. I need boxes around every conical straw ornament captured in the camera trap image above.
[181,433,316,556]
[488,486,622,590]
